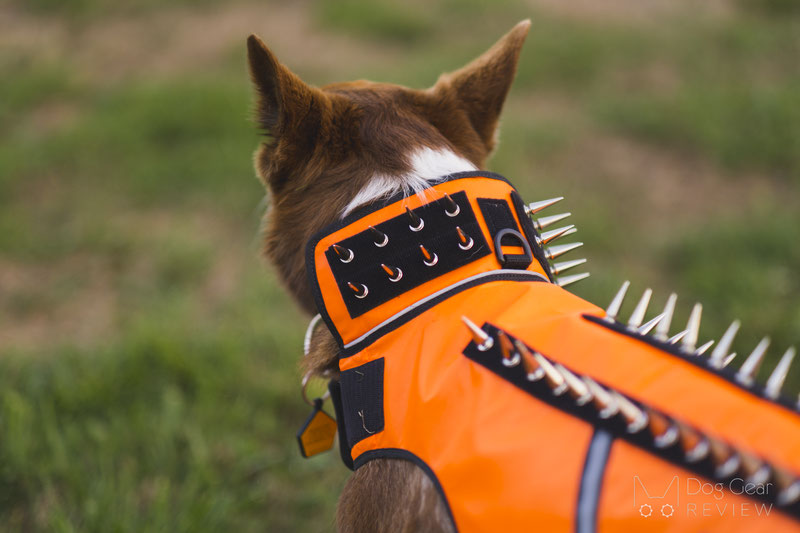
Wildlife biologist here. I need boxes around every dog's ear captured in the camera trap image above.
[434,20,530,153]
[247,35,325,142]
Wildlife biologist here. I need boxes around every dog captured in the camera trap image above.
[247,21,800,532]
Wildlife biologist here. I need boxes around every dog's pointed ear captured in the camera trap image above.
[434,20,530,152]
[247,35,324,140]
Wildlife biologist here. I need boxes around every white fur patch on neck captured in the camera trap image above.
[342,147,477,217]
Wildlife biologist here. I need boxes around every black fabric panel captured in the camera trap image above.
[328,378,354,470]
[339,358,386,448]
[325,191,490,318]
[582,313,800,417]
[340,272,547,357]
[462,323,800,519]
[477,197,518,241]
[510,190,554,281]
[353,448,458,532]
[305,171,520,350]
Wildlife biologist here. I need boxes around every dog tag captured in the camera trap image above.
[297,398,337,458]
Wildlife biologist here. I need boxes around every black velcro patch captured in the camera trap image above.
[340,358,385,448]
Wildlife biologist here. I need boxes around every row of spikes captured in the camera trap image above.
[604,281,797,404]
[460,316,800,509]
[524,197,589,289]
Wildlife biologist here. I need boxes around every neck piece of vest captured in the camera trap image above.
[305,171,800,532]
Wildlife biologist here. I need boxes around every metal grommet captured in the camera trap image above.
[410,218,424,232]
[446,204,460,217]
[375,234,388,247]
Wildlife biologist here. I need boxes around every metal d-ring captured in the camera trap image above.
[301,371,331,407]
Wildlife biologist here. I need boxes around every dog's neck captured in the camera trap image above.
[342,148,477,217]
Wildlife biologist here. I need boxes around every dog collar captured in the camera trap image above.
[305,171,583,355]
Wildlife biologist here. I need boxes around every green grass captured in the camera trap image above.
[2,1,799,530]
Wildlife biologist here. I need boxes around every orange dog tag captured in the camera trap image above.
[297,398,337,458]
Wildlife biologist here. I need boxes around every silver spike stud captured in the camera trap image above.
[708,320,740,369]
[557,272,590,288]
[443,193,460,217]
[369,226,388,247]
[554,364,592,405]
[678,423,710,463]
[545,242,583,261]
[534,212,571,231]
[419,244,438,267]
[583,376,619,419]
[515,340,545,381]
[381,264,403,282]
[611,392,649,433]
[406,207,424,232]
[736,337,771,386]
[722,353,737,368]
[775,469,800,506]
[645,408,679,449]
[525,196,564,216]
[551,258,587,276]
[654,293,677,341]
[681,303,703,353]
[604,280,630,323]
[638,313,666,336]
[497,330,521,367]
[347,282,368,299]
[332,244,354,263]
[627,288,653,329]
[708,438,741,478]
[532,352,568,396]
[764,347,796,400]
[461,316,494,351]
[695,340,715,356]
[455,227,474,250]
[539,225,577,245]
[668,329,688,344]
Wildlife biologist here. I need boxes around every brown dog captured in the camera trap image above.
[247,21,532,531]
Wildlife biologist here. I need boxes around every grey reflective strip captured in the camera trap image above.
[343,269,549,349]
[577,429,614,533]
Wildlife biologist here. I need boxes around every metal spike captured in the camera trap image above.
[545,242,583,260]
[461,316,493,351]
[406,207,424,231]
[525,196,564,216]
[332,244,354,263]
[532,352,568,395]
[515,340,545,381]
[678,423,710,463]
[645,408,679,448]
[534,212,571,231]
[554,364,592,405]
[775,469,800,506]
[539,225,577,245]
[722,353,737,368]
[583,376,619,418]
[369,226,388,247]
[736,337,771,386]
[638,312,666,336]
[604,281,630,323]
[739,452,771,486]
[654,293,677,341]
[764,347,796,400]
[627,288,653,328]
[346,282,368,298]
[551,258,587,276]
[419,244,438,267]
[556,272,590,288]
[708,438,740,478]
[611,392,648,433]
[668,329,688,345]
[381,263,403,282]
[497,331,520,367]
[455,226,474,250]
[443,193,460,217]
[695,340,715,356]
[681,303,703,353]
[709,320,740,369]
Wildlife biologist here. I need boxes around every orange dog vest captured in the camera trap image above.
[306,172,800,532]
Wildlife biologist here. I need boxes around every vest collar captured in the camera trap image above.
[305,171,554,355]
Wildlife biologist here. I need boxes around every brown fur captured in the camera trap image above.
[248,21,530,531]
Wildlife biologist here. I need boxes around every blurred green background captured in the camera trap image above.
[1,0,798,530]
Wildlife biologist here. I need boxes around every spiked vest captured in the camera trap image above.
[306,172,800,532]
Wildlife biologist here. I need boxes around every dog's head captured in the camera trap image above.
[248,21,530,313]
